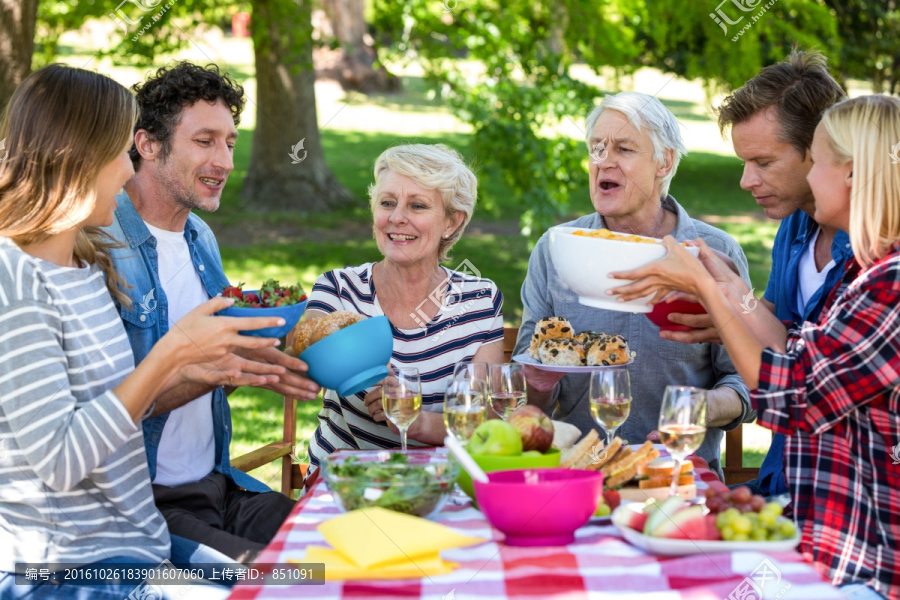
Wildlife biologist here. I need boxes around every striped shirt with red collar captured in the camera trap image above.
[752,245,900,597]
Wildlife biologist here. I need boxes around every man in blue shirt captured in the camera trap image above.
[666,50,849,498]
[106,62,320,563]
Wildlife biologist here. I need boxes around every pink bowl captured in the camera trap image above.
[645,299,707,332]
[473,468,603,546]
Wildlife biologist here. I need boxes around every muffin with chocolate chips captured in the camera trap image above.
[538,339,583,366]
[586,334,631,366]
[529,316,574,358]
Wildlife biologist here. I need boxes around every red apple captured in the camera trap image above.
[507,405,554,453]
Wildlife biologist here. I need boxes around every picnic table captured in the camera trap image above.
[228,460,843,600]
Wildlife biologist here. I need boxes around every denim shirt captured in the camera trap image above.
[764,210,853,325]
[758,210,853,496]
[104,191,268,493]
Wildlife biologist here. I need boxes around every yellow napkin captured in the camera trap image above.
[320,507,484,569]
[292,547,457,580]
[289,507,485,580]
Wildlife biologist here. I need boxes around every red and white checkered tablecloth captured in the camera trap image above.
[228,462,842,600]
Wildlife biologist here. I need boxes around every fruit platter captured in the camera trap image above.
[611,487,800,556]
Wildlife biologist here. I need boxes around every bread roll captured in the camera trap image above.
[586,334,631,366]
[289,311,366,356]
[538,339,581,366]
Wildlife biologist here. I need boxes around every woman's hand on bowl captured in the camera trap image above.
[163,297,284,365]
[656,291,722,344]
[608,237,711,304]
[178,352,284,390]
[234,346,322,400]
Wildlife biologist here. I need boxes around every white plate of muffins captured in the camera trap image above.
[513,317,635,373]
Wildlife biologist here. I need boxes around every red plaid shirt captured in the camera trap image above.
[752,246,900,598]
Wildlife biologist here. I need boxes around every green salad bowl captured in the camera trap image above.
[321,450,459,519]
[456,448,561,505]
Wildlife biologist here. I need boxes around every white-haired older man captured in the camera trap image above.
[515,92,754,477]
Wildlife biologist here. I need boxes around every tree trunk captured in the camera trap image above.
[243,0,353,212]
[316,0,399,92]
[0,0,38,109]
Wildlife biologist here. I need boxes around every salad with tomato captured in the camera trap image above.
[222,278,307,308]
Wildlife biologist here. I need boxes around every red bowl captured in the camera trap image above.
[645,299,707,332]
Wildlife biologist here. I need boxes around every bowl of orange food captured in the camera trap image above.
[548,227,699,313]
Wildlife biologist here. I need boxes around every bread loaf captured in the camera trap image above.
[289,311,366,356]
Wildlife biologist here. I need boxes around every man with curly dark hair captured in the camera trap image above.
[104,61,320,564]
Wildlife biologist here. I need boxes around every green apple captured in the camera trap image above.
[594,501,611,517]
[468,420,523,456]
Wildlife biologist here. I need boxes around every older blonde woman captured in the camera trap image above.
[515,92,754,477]
[304,144,504,471]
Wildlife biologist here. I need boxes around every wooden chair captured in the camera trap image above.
[231,395,308,497]
[501,326,757,485]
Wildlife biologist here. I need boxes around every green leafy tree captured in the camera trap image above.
[25,0,352,212]
[822,0,899,93]
[373,0,839,239]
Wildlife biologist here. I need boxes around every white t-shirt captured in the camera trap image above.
[796,226,835,317]
[145,222,216,487]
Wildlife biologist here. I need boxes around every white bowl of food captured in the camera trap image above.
[548,226,699,313]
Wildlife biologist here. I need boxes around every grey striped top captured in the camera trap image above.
[0,237,169,571]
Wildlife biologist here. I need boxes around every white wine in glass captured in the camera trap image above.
[452,361,489,387]
[589,369,631,444]
[443,377,487,442]
[488,363,527,420]
[382,367,422,452]
[658,385,707,497]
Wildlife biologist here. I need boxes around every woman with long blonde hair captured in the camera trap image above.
[609,95,900,599]
[0,65,283,599]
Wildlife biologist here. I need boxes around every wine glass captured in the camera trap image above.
[488,363,527,420]
[452,361,489,387]
[382,366,422,452]
[589,368,632,445]
[658,385,707,497]
[443,378,487,443]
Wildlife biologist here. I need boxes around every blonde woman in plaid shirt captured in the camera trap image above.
[609,95,900,599]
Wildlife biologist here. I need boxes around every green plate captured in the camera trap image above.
[456,448,562,505]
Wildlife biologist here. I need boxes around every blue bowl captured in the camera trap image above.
[217,293,307,338]
[299,315,393,397]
